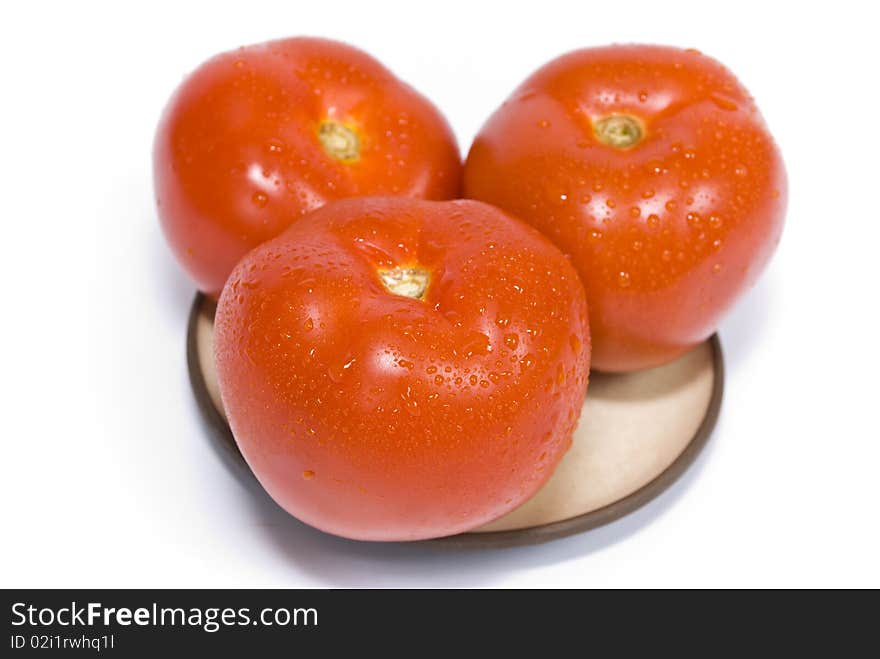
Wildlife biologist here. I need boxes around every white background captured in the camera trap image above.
[2,0,878,588]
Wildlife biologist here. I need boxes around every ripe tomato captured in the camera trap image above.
[155,38,461,298]
[213,197,590,541]
[464,45,787,371]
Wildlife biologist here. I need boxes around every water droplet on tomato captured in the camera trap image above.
[400,387,420,416]
[709,94,738,111]
[328,356,356,383]
[461,331,491,357]
[556,364,566,385]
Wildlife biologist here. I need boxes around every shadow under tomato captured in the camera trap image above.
[150,223,194,332]
[718,270,775,376]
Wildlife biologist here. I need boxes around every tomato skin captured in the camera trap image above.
[214,197,590,541]
[464,45,787,371]
[155,38,461,298]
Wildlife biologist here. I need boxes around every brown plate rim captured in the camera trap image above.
[187,292,724,549]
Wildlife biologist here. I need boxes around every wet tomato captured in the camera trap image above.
[213,197,590,541]
[464,45,787,371]
[155,38,461,297]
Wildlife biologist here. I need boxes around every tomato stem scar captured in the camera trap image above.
[378,266,429,300]
[318,121,360,161]
[594,114,644,149]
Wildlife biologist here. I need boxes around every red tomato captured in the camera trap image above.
[464,45,787,371]
[213,197,590,541]
[155,38,461,297]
